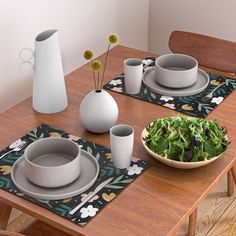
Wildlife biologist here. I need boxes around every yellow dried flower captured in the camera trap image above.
[63,198,72,203]
[108,34,119,44]
[0,166,11,175]
[84,50,94,60]
[210,80,221,86]
[49,132,61,138]
[91,60,102,72]
[105,153,112,160]
[102,192,116,202]
[181,104,193,111]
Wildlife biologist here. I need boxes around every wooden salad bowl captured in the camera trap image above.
[141,127,227,169]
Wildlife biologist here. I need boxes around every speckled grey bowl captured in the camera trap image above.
[155,54,198,88]
[24,137,81,188]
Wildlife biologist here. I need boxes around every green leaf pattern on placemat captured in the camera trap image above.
[104,57,236,118]
[0,124,149,227]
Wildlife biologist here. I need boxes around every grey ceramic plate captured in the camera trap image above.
[142,67,209,96]
[11,150,99,200]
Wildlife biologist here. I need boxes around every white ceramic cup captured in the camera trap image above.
[124,58,143,94]
[110,124,134,169]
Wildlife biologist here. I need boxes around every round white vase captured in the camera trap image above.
[79,90,119,133]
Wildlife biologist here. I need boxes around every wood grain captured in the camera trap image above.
[169,31,236,73]
[207,197,236,236]
[6,213,77,236]
[227,171,234,196]
[19,220,72,236]
[6,213,34,233]
[231,167,236,185]
[8,210,22,226]
[0,230,24,236]
[9,177,236,236]
[0,45,236,236]
[0,201,12,230]
[175,176,236,236]
[188,209,198,236]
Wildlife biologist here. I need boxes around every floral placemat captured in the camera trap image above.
[104,57,236,118]
[0,124,149,226]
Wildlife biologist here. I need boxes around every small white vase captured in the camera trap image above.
[79,90,119,133]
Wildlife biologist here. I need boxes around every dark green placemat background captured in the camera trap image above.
[0,124,149,226]
[104,57,236,118]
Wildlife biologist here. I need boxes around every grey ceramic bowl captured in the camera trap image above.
[154,54,198,88]
[24,137,81,188]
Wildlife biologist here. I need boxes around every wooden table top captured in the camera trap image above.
[0,45,236,236]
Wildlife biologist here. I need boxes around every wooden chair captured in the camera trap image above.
[169,31,236,73]
[169,30,236,194]
[169,30,236,236]
[0,220,71,236]
[0,231,24,236]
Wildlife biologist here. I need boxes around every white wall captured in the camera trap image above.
[4,0,236,112]
[0,0,149,112]
[148,0,236,54]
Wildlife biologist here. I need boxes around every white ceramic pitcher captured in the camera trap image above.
[20,29,68,114]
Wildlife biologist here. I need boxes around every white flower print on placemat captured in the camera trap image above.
[160,96,174,102]
[127,164,143,176]
[109,79,122,86]
[80,205,99,218]
[68,134,80,141]
[163,103,175,109]
[142,59,153,66]
[211,96,224,105]
[111,87,123,93]
[80,193,99,203]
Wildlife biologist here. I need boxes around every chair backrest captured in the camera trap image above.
[169,31,236,73]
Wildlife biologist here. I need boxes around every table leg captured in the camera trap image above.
[230,167,236,185]
[0,200,12,230]
[188,208,198,236]
[227,170,235,196]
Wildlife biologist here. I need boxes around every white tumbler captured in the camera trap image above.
[124,58,143,94]
[110,124,134,169]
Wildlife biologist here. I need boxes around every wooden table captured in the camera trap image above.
[0,45,236,236]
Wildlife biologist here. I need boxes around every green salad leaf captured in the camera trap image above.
[145,115,230,162]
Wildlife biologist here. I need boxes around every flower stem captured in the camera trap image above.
[93,70,97,90]
[91,59,96,90]
[97,72,100,91]
[100,43,111,90]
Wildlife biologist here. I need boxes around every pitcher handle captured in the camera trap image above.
[19,47,34,73]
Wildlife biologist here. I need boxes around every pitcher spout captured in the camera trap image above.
[35,29,58,42]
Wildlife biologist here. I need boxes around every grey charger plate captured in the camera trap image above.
[11,150,99,200]
[143,67,209,96]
